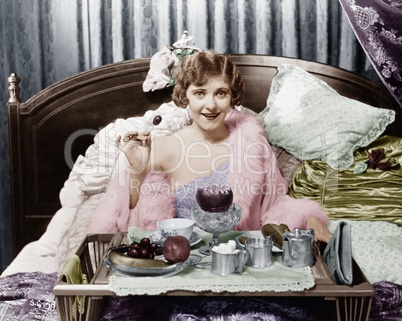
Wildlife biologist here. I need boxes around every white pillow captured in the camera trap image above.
[260,64,395,169]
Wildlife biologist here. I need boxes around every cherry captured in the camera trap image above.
[140,238,151,247]
[127,247,140,258]
[153,115,162,126]
[127,237,159,258]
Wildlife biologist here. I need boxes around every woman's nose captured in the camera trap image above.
[205,94,217,109]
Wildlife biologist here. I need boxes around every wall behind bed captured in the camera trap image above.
[0,0,380,272]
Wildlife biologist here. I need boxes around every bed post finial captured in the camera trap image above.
[8,73,21,103]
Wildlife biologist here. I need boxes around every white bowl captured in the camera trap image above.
[157,218,194,240]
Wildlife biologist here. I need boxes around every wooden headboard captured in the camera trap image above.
[7,54,401,257]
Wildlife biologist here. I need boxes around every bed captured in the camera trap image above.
[2,53,402,320]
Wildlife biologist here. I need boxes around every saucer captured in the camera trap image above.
[147,231,202,247]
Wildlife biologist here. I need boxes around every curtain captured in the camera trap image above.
[0,0,381,272]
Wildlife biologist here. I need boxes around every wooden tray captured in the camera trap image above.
[55,232,374,321]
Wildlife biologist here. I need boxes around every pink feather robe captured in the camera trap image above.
[87,109,328,233]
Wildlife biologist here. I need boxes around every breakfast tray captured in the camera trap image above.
[54,232,374,321]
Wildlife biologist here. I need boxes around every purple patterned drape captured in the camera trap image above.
[339,0,402,107]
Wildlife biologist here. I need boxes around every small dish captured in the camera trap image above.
[236,231,282,252]
[148,231,202,247]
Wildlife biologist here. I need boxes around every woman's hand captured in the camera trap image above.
[306,215,332,244]
[116,131,151,173]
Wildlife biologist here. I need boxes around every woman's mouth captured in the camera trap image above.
[202,113,220,120]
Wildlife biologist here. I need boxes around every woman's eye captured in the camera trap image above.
[194,91,204,98]
[217,91,228,97]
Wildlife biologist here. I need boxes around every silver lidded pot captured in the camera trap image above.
[282,228,315,268]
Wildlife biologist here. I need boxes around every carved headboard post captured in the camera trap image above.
[8,73,21,103]
[7,73,24,257]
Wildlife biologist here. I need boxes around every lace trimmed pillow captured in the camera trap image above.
[260,64,395,170]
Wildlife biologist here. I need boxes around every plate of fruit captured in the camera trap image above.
[103,236,201,277]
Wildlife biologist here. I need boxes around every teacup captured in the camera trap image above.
[245,238,273,268]
[157,218,194,240]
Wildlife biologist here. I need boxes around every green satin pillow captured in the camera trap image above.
[289,135,402,226]
[260,64,395,169]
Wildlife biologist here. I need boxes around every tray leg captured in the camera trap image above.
[336,296,373,321]
[85,297,105,321]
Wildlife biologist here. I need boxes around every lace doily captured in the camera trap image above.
[108,255,315,296]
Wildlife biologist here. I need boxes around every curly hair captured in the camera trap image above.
[172,51,245,108]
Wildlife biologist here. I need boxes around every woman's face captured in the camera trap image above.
[186,77,232,132]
